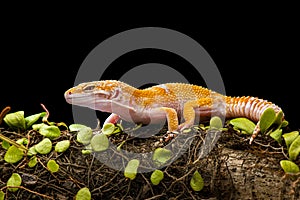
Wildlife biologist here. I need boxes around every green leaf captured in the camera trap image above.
[289,135,300,160]
[152,148,172,166]
[28,156,38,168]
[182,128,192,133]
[4,145,24,163]
[25,112,46,129]
[75,187,91,200]
[270,129,282,144]
[82,144,92,154]
[27,146,37,156]
[280,160,300,174]
[259,108,276,133]
[81,149,92,154]
[0,190,5,200]
[190,170,204,192]
[274,110,284,125]
[7,173,22,192]
[3,111,26,130]
[47,159,59,173]
[102,123,116,135]
[55,140,70,153]
[281,120,289,128]
[39,125,61,139]
[1,140,10,150]
[150,170,164,185]
[69,124,88,132]
[124,159,140,180]
[91,134,109,152]
[16,138,28,145]
[209,116,223,129]
[76,127,93,145]
[283,131,299,149]
[35,138,52,154]
[32,123,48,131]
[115,123,124,132]
[229,118,255,134]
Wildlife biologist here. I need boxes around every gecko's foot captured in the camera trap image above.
[164,131,179,142]
[178,122,193,132]
[249,122,260,144]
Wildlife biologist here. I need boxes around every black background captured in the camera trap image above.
[1,16,299,129]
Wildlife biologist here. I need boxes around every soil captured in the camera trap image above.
[1,120,300,200]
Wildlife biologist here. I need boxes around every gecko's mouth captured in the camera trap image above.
[65,93,111,103]
[64,92,91,104]
[64,91,115,112]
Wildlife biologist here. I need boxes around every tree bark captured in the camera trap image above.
[201,147,300,199]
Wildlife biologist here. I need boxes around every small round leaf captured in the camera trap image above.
[4,145,24,164]
[55,140,70,153]
[280,160,300,174]
[75,187,91,200]
[288,135,300,160]
[209,116,223,129]
[47,160,59,173]
[69,124,88,132]
[283,131,299,149]
[124,159,140,180]
[190,170,204,192]
[76,127,93,145]
[229,118,255,134]
[3,111,26,130]
[27,146,38,156]
[259,108,276,133]
[274,110,284,125]
[28,156,38,168]
[81,149,92,154]
[91,134,109,152]
[35,138,52,154]
[150,170,164,185]
[25,112,46,129]
[0,190,5,200]
[102,123,116,135]
[270,129,282,144]
[152,148,172,166]
[39,125,61,139]
[32,123,47,131]
[1,140,10,150]
[7,173,22,192]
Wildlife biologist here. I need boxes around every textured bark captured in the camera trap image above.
[201,147,300,200]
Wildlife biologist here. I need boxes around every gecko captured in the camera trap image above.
[64,80,284,143]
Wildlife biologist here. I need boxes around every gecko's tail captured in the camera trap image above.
[225,96,284,144]
[225,96,283,122]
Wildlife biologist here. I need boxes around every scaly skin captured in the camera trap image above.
[64,80,284,143]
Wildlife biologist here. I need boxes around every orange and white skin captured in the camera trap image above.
[65,80,283,143]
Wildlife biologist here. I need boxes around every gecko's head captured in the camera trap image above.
[64,80,121,111]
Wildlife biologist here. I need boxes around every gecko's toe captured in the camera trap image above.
[249,122,261,144]
[178,122,194,132]
[164,131,178,142]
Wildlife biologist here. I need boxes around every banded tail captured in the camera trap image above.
[225,96,283,122]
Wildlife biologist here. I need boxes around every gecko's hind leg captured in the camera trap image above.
[249,121,260,144]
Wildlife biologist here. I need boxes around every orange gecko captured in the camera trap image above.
[64,80,284,143]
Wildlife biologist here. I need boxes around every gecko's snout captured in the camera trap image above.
[64,89,73,104]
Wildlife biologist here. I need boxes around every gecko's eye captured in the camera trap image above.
[83,85,95,92]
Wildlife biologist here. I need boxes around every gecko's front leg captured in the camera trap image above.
[104,113,120,125]
[178,98,213,131]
